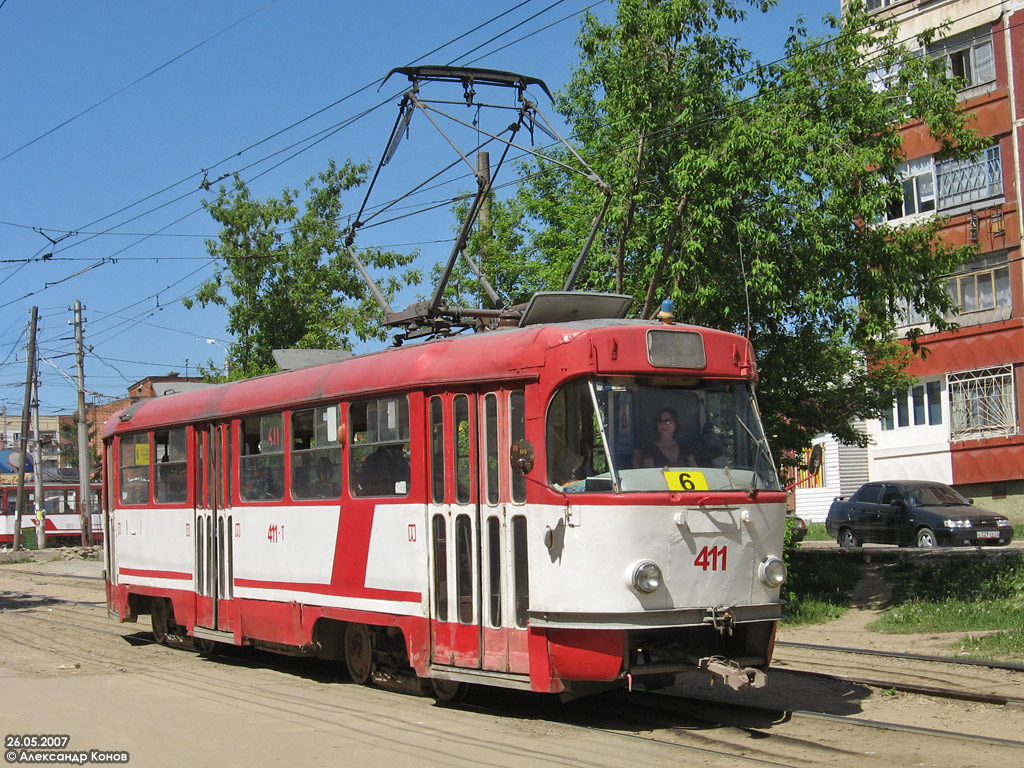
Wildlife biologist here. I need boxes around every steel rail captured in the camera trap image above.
[776,639,1024,673]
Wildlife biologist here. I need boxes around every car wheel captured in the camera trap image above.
[915,527,937,548]
[838,528,860,548]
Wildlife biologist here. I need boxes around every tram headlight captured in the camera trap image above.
[759,557,787,588]
[630,561,663,593]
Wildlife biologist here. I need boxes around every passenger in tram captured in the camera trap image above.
[358,444,409,496]
[310,456,341,498]
[633,407,696,468]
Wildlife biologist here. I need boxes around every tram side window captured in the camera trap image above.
[432,514,448,622]
[484,393,499,505]
[291,405,342,500]
[119,433,151,505]
[454,394,472,504]
[455,514,474,625]
[239,413,284,502]
[42,490,69,516]
[154,427,188,504]
[429,396,445,504]
[512,515,529,629]
[510,390,526,503]
[350,397,410,497]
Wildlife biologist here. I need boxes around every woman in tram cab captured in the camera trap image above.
[633,407,696,468]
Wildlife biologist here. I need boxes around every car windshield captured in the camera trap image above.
[545,375,778,493]
[907,483,969,506]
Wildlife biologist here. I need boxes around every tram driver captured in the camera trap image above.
[633,407,696,468]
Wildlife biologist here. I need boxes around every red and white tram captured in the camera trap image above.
[103,305,787,698]
[1,483,101,546]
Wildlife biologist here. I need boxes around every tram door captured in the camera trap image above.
[479,388,530,674]
[428,392,481,668]
[194,423,235,634]
[427,389,529,674]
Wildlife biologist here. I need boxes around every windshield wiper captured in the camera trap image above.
[588,380,621,493]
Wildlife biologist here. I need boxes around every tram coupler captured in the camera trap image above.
[702,606,735,636]
[698,656,766,691]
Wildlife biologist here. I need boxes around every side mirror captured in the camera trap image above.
[510,439,535,475]
[807,444,823,476]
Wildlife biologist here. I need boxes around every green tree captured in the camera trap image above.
[477,0,981,457]
[187,158,421,378]
[59,416,99,473]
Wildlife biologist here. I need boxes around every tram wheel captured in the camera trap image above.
[430,678,467,703]
[344,623,373,685]
[193,636,218,656]
[150,599,169,645]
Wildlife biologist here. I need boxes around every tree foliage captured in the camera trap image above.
[58,416,99,472]
[187,158,420,378]
[465,0,981,456]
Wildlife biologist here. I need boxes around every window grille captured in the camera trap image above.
[937,146,1002,209]
[947,366,1016,440]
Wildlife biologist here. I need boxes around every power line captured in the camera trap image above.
[0,0,281,165]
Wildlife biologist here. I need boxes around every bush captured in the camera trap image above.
[782,551,862,626]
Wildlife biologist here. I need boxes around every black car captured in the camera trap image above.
[826,480,1014,548]
[787,513,808,544]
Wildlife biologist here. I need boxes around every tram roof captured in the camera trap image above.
[104,319,753,436]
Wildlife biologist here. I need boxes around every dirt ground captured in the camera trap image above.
[2,547,1024,767]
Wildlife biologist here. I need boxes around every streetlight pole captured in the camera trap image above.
[201,338,230,377]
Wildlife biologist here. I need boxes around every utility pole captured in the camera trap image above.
[74,300,93,546]
[476,151,492,296]
[13,307,38,551]
[32,370,45,549]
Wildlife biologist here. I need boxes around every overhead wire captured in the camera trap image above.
[0,0,282,165]
[12,0,1007,409]
[1,0,585,312]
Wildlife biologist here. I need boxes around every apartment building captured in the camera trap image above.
[859,0,1024,517]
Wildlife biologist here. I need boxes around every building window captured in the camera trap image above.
[927,26,996,92]
[945,252,1011,315]
[948,366,1015,440]
[882,380,943,431]
[885,157,935,221]
[937,146,1002,210]
[866,0,899,11]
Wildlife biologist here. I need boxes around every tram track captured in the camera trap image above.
[5,569,1024,767]
[771,640,1024,707]
[776,639,1024,673]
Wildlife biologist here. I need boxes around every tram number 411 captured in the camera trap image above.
[267,524,284,543]
[694,545,727,571]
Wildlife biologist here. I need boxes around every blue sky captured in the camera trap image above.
[0,0,831,416]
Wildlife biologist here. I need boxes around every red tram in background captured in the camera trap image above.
[102,296,788,699]
[1,482,101,546]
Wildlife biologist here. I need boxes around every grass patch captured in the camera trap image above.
[1015,523,1024,540]
[871,553,1024,638]
[870,598,1024,633]
[946,629,1024,662]
[883,553,1024,602]
[803,523,830,542]
[0,552,35,565]
[782,552,862,626]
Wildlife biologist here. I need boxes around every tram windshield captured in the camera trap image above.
[546,376,779,494]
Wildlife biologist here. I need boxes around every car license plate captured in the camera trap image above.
[977,530,999,539]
